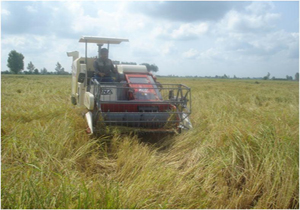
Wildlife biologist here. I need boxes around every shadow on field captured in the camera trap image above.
[93,131,176,153]
[136,132,176,151]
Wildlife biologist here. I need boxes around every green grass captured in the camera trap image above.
[1,75,299,208]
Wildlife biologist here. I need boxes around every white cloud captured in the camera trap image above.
[245,2,275,15]
[153,22,208,40]
[130,40,159,59]
[1,1,298,78]
[199,48,222,61]
[1,8,11,16]
[2,36,26,46]
[288,33,299,59]
[182,48,200,59]
[161,42,177,56]
[208,2,295,64]
[26,5,37,13]
[66,2,147,38]
[131,1,246,22]
[172,23,208,40]
[218,9,280,34]
[204,29,298,69]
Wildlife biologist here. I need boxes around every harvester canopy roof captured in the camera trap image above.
[79,36,129,44]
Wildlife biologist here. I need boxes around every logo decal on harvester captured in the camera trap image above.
[101,89,113,95]
[138,88,148,92]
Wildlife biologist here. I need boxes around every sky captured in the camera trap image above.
[1,1,299,78]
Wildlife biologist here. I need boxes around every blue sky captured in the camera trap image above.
[1,1,299,78]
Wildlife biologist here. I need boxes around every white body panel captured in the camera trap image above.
[99,85,118,101]
[84,92,94,110]
[71,58,81,99]
[117,65,147,74]
[77,82,85,106]
[71,58,96,106]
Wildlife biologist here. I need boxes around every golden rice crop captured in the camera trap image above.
[1,75,298,208]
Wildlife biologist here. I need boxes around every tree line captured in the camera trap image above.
[3,50,159,75]
[3,50,69,75]
[262,72,299,81]
[163,73,299,81]
[5,50,296,80]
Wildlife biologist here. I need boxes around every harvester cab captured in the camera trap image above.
[67,36,192,135]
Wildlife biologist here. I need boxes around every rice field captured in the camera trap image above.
[1,74,299,208]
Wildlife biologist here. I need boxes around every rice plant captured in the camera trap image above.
[1,75,298,208]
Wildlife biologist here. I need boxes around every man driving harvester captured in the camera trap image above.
[93,47,117,82]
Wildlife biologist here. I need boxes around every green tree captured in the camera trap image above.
[7,50,24,74]
[222,74,228,79]
[140,63,159,72]
[295,72,299,81]
[27,61,35,73]
[55,62,65,74]
[263,72,270,80]
[40,67,48,75]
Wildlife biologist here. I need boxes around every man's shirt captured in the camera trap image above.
[94,58,114,77]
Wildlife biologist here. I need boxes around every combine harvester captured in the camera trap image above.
[67,36,192,135]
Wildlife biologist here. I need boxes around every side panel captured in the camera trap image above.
[71,58,80,99]
[99,85,118,101]
[71,57,96,105]
[77,82,86,106]
[84,92,95,110]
